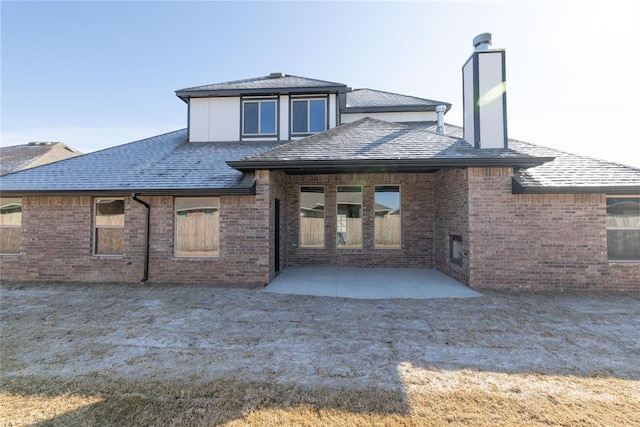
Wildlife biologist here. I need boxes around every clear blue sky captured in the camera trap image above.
[2,1,639,167]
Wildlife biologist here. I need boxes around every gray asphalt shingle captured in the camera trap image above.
[345,88,450,111]
[0,130,285,193]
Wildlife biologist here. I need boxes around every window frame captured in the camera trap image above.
[0,197,22,255]
[241,98,278,137]
[299,186,325,249]
[290,96,328,136]
[174,196,221,258]
[93,198,125,256]
[336,185,363,249]
[606,196,640,262]
[374,185,401,249]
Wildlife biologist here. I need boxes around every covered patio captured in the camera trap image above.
[264,267,481,299]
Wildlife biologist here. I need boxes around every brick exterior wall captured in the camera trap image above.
[467,167,640,291]
[434,168,470,284]
[285,173,435,268]
[1,189,275,286]
[2,168,638,290]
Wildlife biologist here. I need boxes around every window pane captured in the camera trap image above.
[309,99,326,133]
[95,199,124,226]
[95,228,124,255]
[607,198,640,228]
[95,199,124,255]
[375,186,400,248]
[292,101,308,133]
[260,101,276,134]
[607,197,640,261]
[300,187,324,247]
[244,102,259,134]
[337,186,362,248]
[1,198,22,254]
[607,230,640,261]
[175,197,220,257]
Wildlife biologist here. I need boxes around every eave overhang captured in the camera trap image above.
[228,157,554,174]
[512,178,640,195]
[342,103,452,114]
[176,85,349,103]
[0,183,257,197]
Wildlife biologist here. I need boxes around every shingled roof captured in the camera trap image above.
[344,88,451,113]
[0,130,286,195]
[228,117,553,172]
[175,74,347,101]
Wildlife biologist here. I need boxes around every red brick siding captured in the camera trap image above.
[467,167,640,290]
[1,193,273,286]
[285,173,435,268]
[434,168,470,284]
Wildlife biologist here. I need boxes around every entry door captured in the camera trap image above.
[274,199,280,272]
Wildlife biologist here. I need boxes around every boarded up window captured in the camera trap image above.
[94,199,125,255]
[175,197,220,257]
[0,198,22,254]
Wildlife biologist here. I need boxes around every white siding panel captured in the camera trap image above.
[462,58,475,146]
[279,95,289,140]
[209,97,240,141]
[340,111,437,124]
[189,98,210,142]
[329,94,337,129]
[478,52,505,148]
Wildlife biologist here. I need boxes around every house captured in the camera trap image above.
[1,34,639,290]
[0,142,81,176]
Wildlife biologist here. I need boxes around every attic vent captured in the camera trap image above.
[269,72,285,79]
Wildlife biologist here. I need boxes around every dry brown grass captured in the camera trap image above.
[2,371,639,426]
[2,283,640,426]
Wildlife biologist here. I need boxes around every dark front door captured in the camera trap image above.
[274,199,280,272]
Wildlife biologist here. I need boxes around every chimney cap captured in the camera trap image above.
[473,33,492,51]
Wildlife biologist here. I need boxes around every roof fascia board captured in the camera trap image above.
[176,85,348,100]
[0,185,257,198]
[228,157,555,172]
[342,103,452,114]
[512,178,640,195]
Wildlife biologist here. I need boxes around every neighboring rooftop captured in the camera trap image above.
[0,130,285,194]
[0,142,81,176]
[175,73,348,101]
[345,88,451,113]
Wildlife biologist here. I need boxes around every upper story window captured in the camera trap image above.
[243,99,277,136]
[292,98,327,135]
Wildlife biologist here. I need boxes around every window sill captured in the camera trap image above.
[608,260,640,264]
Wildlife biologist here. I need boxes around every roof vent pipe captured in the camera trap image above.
[473,33,492,51]
[435,105,447,135]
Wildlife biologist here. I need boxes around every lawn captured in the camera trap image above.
[1,282,639,426]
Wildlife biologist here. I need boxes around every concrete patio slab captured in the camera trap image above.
[264,267,481,299]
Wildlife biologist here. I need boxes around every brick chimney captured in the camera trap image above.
[462,33,508,149]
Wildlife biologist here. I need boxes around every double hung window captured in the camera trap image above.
[374,186,400,248]
[243,99,276,136]
[292,98,326,135]
[299,187,325,248]
[94,199,124,255]
[0,198,22,254]
[607,197,640,261]
[337,186,362,248]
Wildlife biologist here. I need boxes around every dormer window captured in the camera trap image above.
[292,98,327,135]
[242,99,277,136]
